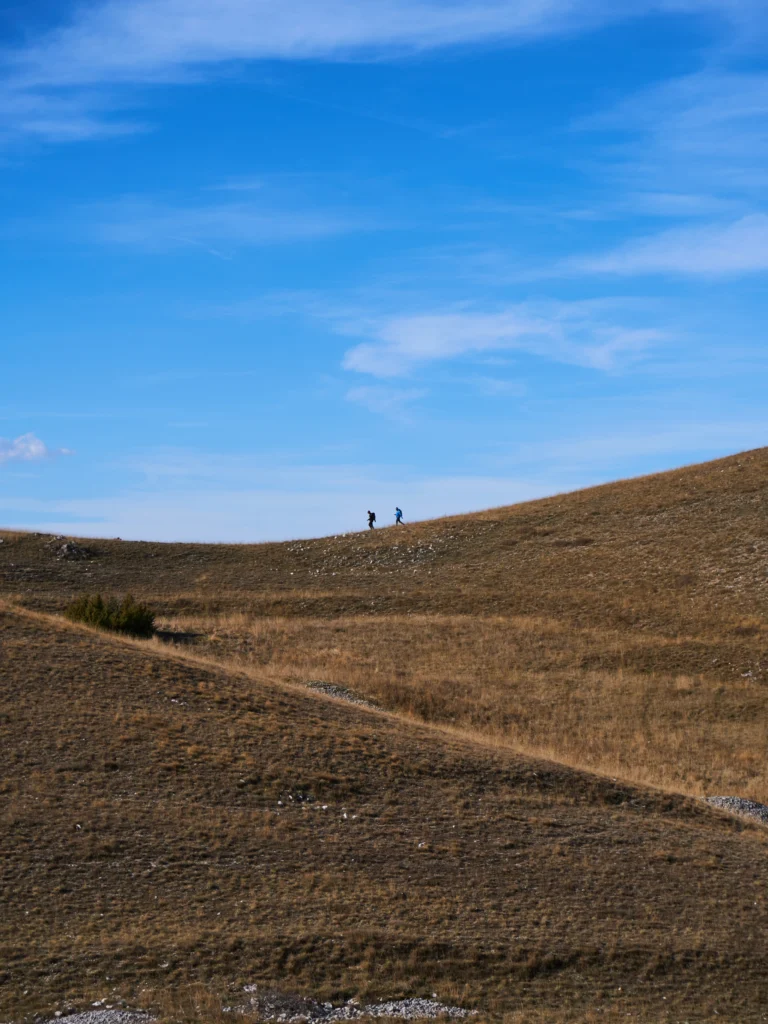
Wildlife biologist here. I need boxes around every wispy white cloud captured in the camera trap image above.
[494,419,768,467]
[3,423,762,541]
[86,197,369,252]
[568,214,768,276]
[466,68,768,280]
[578,71,768,197]
[209,177,265,192]
[460,68,768,279]
[0,432,73,464]
[470,375,527,396]
[340,301,664,377]
[464,190,748,230]
[0,80,148,143]
[346,384,428,418]
[625,191,748,218]
[1,0,760,143]
[133,368,261,384]
[0,472,575,541]
[3,1,727,86]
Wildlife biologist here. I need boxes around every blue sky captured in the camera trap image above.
[2,0,766,541]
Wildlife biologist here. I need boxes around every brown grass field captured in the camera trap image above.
[1,447,767,1022]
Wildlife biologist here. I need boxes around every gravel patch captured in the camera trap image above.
[704,795,768,825]
[335,999,474,1019]
[242,992,475,1021]
[304,681,378,710]
[30,998,473,1024]
[38,1013,153,1024]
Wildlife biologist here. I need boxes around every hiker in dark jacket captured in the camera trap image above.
[367,510,376,530]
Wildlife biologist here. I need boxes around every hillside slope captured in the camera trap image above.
[2,604,768,1023]
[2,447,766,620]
[1,446,767,799]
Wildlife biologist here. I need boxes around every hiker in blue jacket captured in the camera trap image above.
[394,507,404,525]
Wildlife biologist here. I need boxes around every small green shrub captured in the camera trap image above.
[65,593,155,638]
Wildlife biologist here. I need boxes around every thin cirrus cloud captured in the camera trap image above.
[340,302,664,377]
[576,71,768,197]
[538,69,768,278]
[471,375,527,397]
[346,385,428,417]
[0,88,147,143]
[9,0,744,84]
[470,69,768,251]
[567,214,768,276]
[1,0,760,142]
[86,197,370,252]
[497,419,768,467]
[0,432,73,464]
[0,473,567,542]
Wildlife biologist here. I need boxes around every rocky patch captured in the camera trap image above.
[241,990,475,1022]
[704,795,768,825]
[47,537,92,561]
[304,681,379,710]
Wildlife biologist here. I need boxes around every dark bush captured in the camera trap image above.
[64,593,155,638]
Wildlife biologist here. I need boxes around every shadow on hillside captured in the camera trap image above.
[155,629,202,646]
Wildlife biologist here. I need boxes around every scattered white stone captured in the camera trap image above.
[246,993,475,1022]
[704,795,768,825]
[38,1013,153,1024]
[304,682,378,710]
[48,538,90,561]
[350,1000,475,1020]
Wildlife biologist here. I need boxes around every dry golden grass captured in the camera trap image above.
[151,608,768,802]
[3,604,768,1024]
[2,448,768,1021]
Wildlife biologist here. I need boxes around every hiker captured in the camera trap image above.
[394,507,404,525]
[367,510,376,530]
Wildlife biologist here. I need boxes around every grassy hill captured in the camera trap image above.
[2,446,766,800]
[2,604,768,1024]
[1,447,768,1021]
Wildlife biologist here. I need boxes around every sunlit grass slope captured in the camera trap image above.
[3,446,765,801]
[2,604,768,1023]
